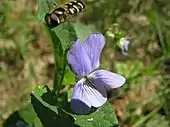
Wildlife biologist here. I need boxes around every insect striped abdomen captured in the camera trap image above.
[45,0,85,28]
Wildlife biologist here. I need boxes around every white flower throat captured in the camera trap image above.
[78,74,95,88]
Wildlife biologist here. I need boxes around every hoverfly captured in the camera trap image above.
[45,0,85,28]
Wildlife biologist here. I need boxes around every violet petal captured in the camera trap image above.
[90,70,126,89]
[83,33,105,70]
[84,78,107,107]
[123,37,130,51]
[68,39,92,77]
[71,77,107,114]
[71,79,91,114]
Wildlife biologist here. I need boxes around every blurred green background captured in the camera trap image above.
[0,0,170,126]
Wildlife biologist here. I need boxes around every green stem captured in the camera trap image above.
[132,105,162,127]
[45,27,66,96]
[53,44,71,96]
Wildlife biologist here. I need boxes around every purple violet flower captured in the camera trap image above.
[68,33,126,114]
[119,36,131,55]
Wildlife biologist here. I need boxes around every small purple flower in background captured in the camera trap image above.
[15,121,28,127]
[118,36,131,55]
[68,33,126,114]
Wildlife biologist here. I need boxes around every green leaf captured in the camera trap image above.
[46,23,77,93]
[37,0,77,94]
[73,23,96,42]
[53,22,77,51]
[3,103,42,127]
[31,86,77,127]
[31,86,58,112]
[63,65,76,85]
[46,27,65,93]
[74,103,118,127]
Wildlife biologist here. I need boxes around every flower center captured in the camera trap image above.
[83,74,95,87]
